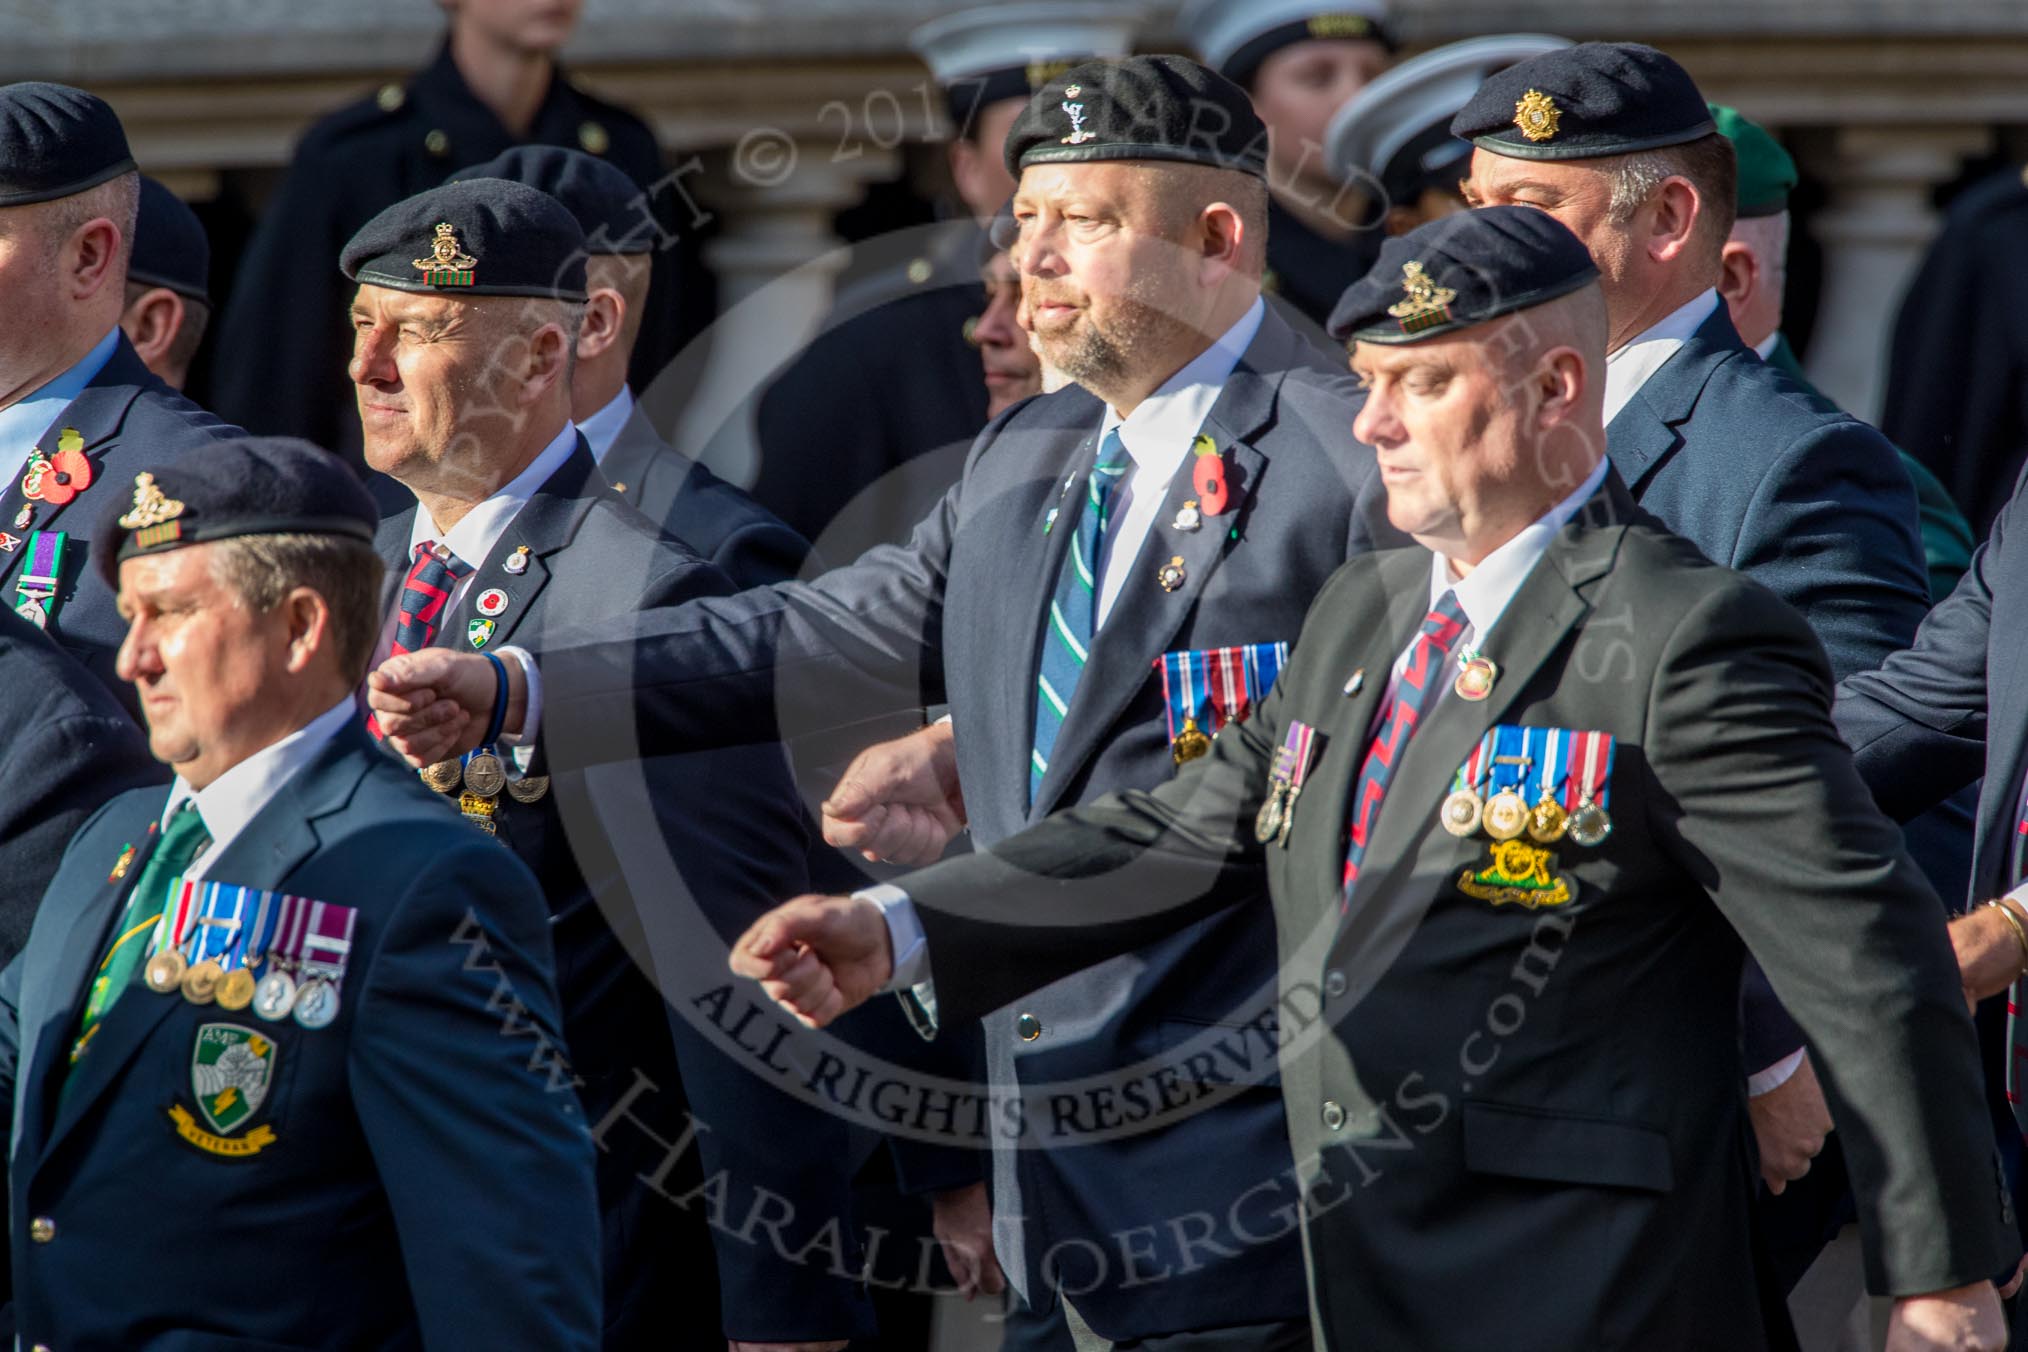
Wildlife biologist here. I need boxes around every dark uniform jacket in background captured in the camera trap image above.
[210,42,682,466]
[0,610,163,966]
[0,723,602,1350]
[522,306,1404,1340]
[375,444,879,1344]
[1262,195,1383,334]
[896,477,2016,1351]
[0,333,238,712]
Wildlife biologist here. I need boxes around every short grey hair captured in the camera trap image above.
[41,169,140,274]
[1603,153,1672,226]
[208,533,386,682]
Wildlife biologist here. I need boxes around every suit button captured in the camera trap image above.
[1016,1013,1042,1042]
[28,1216,54,1243]
[32,1343,50,1352]
[1321,1100,1346,1132]
[1324,970,1347,998]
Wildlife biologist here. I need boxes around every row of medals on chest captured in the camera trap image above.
[142,932,339,1028]
[421,749,550,833]
[1441,754,1611,848]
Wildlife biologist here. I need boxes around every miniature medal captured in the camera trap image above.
[292,978,340,1029]
[1482,789,1530,841]
[1440,788,1484,838]
[1171,715,1212,764]
[181,959,223,1005]
[253,967,299,1022]
[505,774,551,804]
[464,751,507,798]
[216,968,258,1011]
[1567,797,1612,847]
[1254,784,1289,845]
[421,759,463,793]
[145,949,188,994]
[1526,794,1568,844]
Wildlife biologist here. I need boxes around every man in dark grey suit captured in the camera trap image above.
[369,56,1397,1350]
[730,207,2015,1352]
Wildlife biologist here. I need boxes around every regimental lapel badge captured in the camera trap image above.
[107,841,136,882]
[1060,84,1097,146]
[468,617,495,649]
[1172,500,1202,532]
[1513,88,1561,143]
[170,1022,278,1158]
[475,587,509,618]
[1386,261,1459,335]
[413,222,478,288]
[503,544,531,575]
[118,472,186,530]
[1156,555,1187,592]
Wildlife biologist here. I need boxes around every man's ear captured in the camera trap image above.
[1715,239,1758,326]
[64,215,125,303]
[280,586,333,676]
[1645,176,1703,266]
[577,287,626,362]
[521,322,571,405]
[121,287,185,372]
[1536,345,1587,430]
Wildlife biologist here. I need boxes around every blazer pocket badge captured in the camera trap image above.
[169,1022,279,1158]
[1157,641,1291,765]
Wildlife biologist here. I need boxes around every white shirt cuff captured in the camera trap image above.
[860,884,931,988]
[497,646,541,757]
[1746,1047,1806,1098]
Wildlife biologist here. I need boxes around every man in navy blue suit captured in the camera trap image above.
[1454,42,1938,1236]
[0,435,600,1350]
[0,84,238,705]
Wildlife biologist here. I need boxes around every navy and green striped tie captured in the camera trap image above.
[1031,428,1132,802]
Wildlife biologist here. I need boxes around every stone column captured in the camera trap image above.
[1800,124,1991,420]
[641,141,900,488]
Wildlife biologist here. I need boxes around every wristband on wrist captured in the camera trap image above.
[1988,899,2028,976]
[480,651,509,748]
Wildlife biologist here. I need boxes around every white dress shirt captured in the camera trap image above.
[0,326,121,487]
[1602,289,1719,426]
[1752,331,1780,362]
[1091,298,1266,624]
[370,423,578,753]
[159,697,358,882]
[575,385,634,466]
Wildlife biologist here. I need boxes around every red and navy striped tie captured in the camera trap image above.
[392,540,473,657]
[1341,590,1469,902]
[368,541,472,740]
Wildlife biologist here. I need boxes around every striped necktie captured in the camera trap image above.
[71,801,210,1069]
[1341,590,1470,899]
[392,540,473,656]
[1030,428,1133,802]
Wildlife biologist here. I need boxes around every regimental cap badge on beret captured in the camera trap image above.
[1060,84,1097,146]
[413,222,478,288]
[118,472,186,532]
[1385,261,1458,334]
[1513,89,1560,143]
[1308,13,1376,40]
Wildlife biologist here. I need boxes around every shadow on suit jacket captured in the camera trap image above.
[0,720,601,1350]
[516,305,1409,1338]
[0,609,163,965]
[896,473,2014,1351]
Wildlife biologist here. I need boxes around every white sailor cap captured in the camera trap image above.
[910,4,1141,128]
[1175,0,1394,89]
[1326,34,1574,202]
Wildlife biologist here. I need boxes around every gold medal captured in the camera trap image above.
[1254,783,1288,845]
[1172,716,1212,764]
[1454,655,1498,702]
[1440,788,1483,838]
[420,759,463,793]
[181,959,223,1005]
[1526,795,1568,844]
[463,752,506,798]
[1567,799,1612,848]
[1482,790,1529,841]
[505,774,551,804]
[216,968,258,1011]
[144,949,187,993]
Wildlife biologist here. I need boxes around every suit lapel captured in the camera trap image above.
[595,406,662,508]
[15,816,165,1169]
[0,340,154,586]
[373,498,417,620]
[436,443,602,652]
[33,728,374,1169]
[1030,319,1300,815]
[1606,306,1741,496]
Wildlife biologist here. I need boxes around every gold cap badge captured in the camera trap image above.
[413,222,477,288]
[1513,89,1561,143]
[1060,84,1097,146]
[118,472,185,531]
[1385,261,1459,334]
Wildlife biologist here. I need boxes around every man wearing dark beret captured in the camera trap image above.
[0,435,601,1349]
[1453,39,1946,1222]
[0,83,239,710]
[449,146,812,588]
[344,177,882,1349]
[118,174,212,392]
[371,52,1400,1351]
[208,0,693,471]
[1178,0,1397,328]
[728,205,2017,1352]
